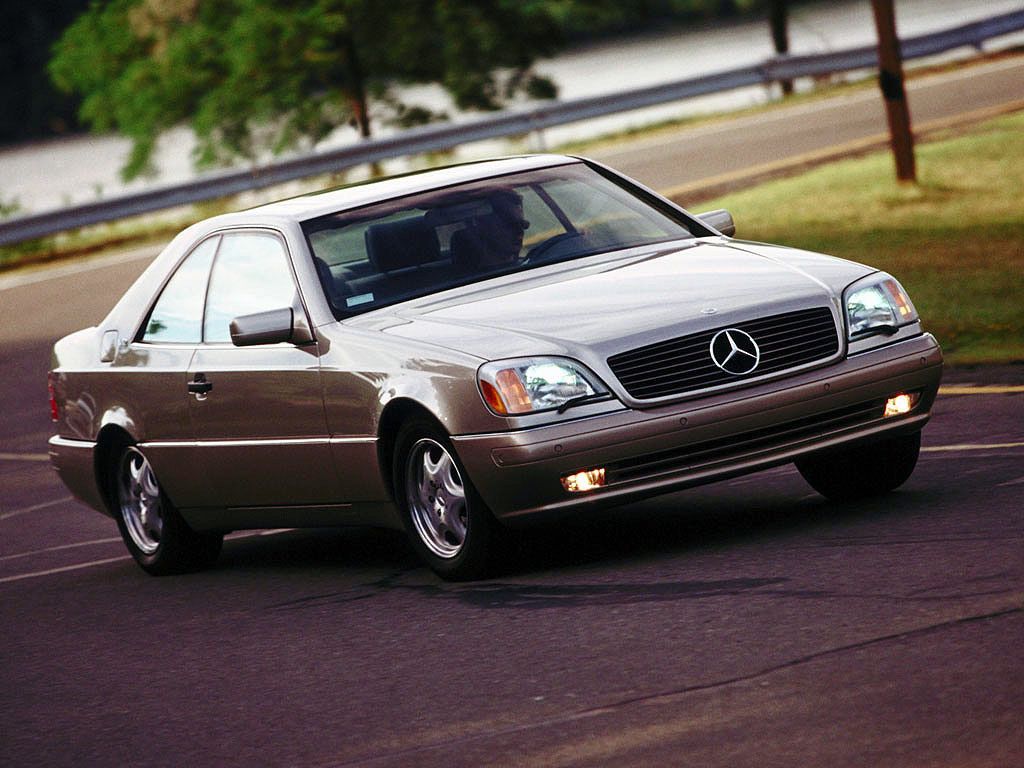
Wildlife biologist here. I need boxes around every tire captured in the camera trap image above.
[111,444,223,575]
[796,431,921,502]
[393,418,500,581]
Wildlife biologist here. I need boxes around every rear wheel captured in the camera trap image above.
[393,419,500,581]
[796,431,921,502]
[112,445,222,575]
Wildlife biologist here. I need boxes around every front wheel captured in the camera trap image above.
[796,431,921,502]
[394,419,500,580]
[112,445,222,575]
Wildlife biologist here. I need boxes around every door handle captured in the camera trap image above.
[188,374,213,399]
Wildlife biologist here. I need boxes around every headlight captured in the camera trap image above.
[478,357,608,415]
[844,272,919,339]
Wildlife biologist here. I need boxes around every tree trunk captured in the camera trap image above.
[769,0,793,96]
[343,35,372,139]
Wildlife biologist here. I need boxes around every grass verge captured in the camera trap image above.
[696,111,1024,364]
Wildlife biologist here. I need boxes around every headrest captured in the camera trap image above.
[364,217,440,273]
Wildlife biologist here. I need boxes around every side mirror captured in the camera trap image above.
[230,307,294,346]
[697,209,736,237]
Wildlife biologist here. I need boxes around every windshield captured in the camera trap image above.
[302,162,700,318]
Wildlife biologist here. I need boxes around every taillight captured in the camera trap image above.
[48,372,59,423]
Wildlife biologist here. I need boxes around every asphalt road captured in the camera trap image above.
[2,371,1022,766]
[2,61,1024,767]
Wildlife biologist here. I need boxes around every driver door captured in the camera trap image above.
[185,230,340,512]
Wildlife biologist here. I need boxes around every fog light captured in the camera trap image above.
[884,391,919,417]
[561,468,606,493]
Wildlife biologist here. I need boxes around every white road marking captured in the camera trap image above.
[0,528,299,583]
[0,556,129,585]
[997,476,1024,488]
[922,442,1024,453]
[0,496,73,521]
[0,537,123,562]
[0,452,50,461]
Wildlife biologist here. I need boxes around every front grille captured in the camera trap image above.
[606,398,884,484]
[607,307,839,400]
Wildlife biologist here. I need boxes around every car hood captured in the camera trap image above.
[352,239,873,362]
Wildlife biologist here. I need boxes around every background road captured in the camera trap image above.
[591,56,1024,199]
[2,61,1023,767]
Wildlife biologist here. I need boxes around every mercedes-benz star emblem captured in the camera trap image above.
[709,328,760,375]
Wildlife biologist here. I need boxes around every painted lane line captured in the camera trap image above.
[939,385,1024,395]
[922,442,1024,453]
[0,528,305,583]
[2,528,293,563]
[0,496,73,521]
[0,537,123,562]
[997,476,1024,488]
[0,556,129,585]
[0,452,50,461]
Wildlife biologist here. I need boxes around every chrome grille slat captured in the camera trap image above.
[757,327,836,345]
[608,307,839,400]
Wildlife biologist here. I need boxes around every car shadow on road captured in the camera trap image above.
[215,473,947,599]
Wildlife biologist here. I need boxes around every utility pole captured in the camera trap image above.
[871,0,916,183]
[769,0,793,96]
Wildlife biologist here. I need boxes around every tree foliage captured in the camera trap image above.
[547,0,761,39]
[50,0,563,179]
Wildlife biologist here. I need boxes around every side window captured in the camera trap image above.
[141,236,219,343]
[203,232,296,344]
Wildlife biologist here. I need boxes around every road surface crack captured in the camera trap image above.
[322,604,1022,767]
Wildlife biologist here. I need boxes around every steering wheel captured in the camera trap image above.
[525,231,587,263]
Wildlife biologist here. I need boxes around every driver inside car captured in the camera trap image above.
[451,189,530,271]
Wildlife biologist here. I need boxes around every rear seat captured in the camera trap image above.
[340,216,453,306]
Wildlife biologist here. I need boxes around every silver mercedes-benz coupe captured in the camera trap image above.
[49,155,943,579]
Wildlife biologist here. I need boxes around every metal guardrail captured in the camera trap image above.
[2,8,1023,247]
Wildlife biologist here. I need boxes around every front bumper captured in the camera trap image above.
[452,334,943,521]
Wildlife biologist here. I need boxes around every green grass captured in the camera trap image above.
[697,112,1024,364]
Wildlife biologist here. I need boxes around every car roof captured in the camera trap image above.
[243,154,581,223]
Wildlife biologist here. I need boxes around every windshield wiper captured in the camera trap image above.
[854,324,901,339]
[557,393,614,414]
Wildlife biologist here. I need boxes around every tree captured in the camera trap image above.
[50,0,562,180]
